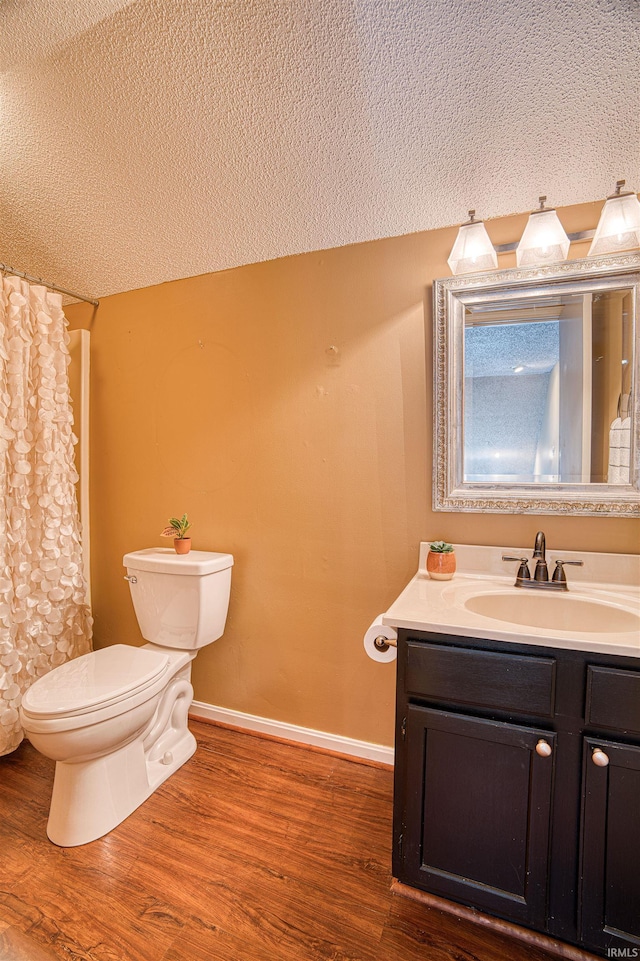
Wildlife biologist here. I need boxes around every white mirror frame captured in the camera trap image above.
[433,252,640,516]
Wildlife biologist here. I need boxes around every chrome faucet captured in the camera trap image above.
[502,531,583,591]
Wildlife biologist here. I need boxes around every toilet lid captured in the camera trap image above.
[21,645,170,719]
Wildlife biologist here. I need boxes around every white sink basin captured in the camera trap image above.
[464,591,640,635]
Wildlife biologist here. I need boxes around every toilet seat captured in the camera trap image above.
[21,645,169,722]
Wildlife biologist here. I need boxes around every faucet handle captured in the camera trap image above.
[502,556,531,580]
[551,559,584,585]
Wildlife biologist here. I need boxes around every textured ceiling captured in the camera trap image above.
[1,0,639,300]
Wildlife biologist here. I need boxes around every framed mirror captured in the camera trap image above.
[433,252,640,515]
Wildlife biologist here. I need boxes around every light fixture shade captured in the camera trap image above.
[448,214,497,275]
[516,208,570,266]
[589,185,640,256]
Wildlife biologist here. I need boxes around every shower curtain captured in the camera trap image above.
[0,275,93,756]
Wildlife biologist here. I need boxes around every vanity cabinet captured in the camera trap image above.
[403,706,556,929]
[581,736,640,951]
[579,666,640,953]
[393,630,640,959]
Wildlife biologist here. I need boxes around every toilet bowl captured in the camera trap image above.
[20,548,233,846]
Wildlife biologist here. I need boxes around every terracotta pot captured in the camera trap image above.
[174,537,192,555]
[426,550,456,580]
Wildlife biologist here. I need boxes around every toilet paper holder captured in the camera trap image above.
[364,616,398,662]
[374,635,397,653]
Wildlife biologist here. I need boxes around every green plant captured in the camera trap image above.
[429,540,454,553]
[161,513,192,540]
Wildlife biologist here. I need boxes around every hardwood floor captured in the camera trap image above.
[0,720,573,961]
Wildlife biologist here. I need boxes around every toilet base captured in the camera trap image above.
[46,677,197,846]
[47,728,196,847]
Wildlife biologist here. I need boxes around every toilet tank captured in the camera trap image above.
[123,549,234,650]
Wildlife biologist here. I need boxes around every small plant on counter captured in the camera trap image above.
[161,514,192,554]
[427,540,456,580]
[429,540,454,553]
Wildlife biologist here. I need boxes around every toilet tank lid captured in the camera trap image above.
[123,548,234,575]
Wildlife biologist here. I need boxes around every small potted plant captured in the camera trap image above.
[161,513,192,554]
[426,540,456,580]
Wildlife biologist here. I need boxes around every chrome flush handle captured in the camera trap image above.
[124,575,137,584]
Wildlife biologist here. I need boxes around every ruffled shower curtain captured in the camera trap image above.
[0,275,93,756]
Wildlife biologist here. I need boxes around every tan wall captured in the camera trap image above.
[65,201,639,749]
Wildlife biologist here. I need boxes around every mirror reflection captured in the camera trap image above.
[463,289,633,485]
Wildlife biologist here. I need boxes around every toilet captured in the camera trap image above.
[20,547,233,847]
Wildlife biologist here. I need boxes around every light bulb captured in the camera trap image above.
[589,181,640,256]
[516,197,569,267]
[448,211,498,275]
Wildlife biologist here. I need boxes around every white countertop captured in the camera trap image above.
[382,543,640,659]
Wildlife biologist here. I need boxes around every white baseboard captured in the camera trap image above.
[189,700,394,767]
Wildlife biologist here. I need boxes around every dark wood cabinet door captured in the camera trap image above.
[580,737,640,953]
[401,705,556,929]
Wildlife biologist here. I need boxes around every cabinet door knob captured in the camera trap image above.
[591,748,610,767]
[535,739,552,757]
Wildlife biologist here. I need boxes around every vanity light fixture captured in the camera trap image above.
[516,196,570,267]
[589,180,640,256]
[446,182,638,277]
[447,210,498,275]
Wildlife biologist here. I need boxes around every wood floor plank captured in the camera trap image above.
[0,720,568,961]
[0,925,61,961]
